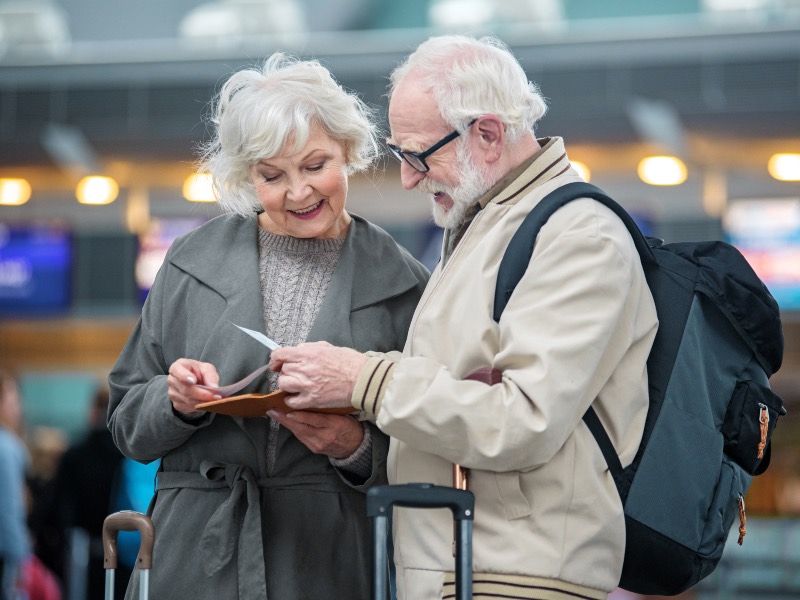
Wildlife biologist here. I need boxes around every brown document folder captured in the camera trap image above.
[196,389,356,417]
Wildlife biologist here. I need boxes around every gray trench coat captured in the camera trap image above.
[108,213,428,600]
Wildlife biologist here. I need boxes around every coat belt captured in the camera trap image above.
[156,460,348,600]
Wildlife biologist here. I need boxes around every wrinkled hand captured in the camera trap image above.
[167,358,222,418]
[269,342,368,410]
[267,410,363,459]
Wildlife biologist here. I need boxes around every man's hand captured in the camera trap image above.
[167,358,221,417]
[269,342,368,410]
[267,410,364,459]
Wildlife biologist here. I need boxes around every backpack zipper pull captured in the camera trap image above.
[758,403,769,460]
[737,494,747,545]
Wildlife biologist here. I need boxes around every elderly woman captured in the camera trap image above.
[108,54,429,600]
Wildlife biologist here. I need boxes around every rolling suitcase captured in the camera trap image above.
[102,511,155,600]
[367,483,475,600]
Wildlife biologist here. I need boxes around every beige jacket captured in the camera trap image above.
[353,138,658,599]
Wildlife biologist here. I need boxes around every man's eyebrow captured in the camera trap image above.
[387,138,423,152]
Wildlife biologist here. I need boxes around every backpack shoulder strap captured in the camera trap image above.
[494,182,653,321]
[583,404,624,482]
[493,181,652,484]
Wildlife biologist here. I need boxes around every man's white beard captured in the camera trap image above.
[420,141,495,229]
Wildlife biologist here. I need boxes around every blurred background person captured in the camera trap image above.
[24,426,67,570]
[0,369,62,600]
[31,386,128,600]
[0,368,30,600]
[24,427,67,509]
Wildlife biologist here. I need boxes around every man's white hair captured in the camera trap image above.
[389,35,548,142]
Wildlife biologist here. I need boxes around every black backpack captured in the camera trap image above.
[494,182,786,595]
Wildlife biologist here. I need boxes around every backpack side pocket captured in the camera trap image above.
[722,380,784,475]
[698,457,751,560]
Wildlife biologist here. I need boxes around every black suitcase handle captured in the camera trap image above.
[367,482,475,517]
[367,483,474,600]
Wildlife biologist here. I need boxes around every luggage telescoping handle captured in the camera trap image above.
[367,483,475,600]
[102,510,155,600]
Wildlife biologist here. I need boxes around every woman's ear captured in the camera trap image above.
[472,115,504,164]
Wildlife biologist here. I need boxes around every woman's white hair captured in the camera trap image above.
[389,35,547,143]
[200,53,379,216]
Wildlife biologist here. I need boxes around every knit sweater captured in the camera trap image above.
[257,228,372,477]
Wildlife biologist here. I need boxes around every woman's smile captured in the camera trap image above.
[289,199,325,218]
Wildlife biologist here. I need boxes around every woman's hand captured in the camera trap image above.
[267,410,364,459]
[167,358,222,418]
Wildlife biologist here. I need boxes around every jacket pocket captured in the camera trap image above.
[495,471,531,520]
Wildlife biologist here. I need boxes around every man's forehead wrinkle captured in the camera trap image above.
[389,91,448,151]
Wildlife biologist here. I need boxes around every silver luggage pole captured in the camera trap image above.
[102,511,155,600]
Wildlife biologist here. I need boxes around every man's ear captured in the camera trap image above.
[473,115,504,164]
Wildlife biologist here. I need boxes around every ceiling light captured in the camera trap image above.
[182,173,216,202]
[571,161,591,182]
[637,156,687,186]
[768,153,800,182]
[76,175,119,205]
[0,178,32,206]
[428,0,495,28]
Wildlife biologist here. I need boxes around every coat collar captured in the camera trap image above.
[167,212,421,333]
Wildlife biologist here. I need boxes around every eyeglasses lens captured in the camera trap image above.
[405,155,427,172]
[388,145,428,173]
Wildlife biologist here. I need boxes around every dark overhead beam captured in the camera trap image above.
[0,23,797,166]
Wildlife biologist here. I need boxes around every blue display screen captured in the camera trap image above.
[724,199,800,312]
[0,224,72,316]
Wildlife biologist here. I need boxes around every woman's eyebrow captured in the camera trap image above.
[255,149,328,167]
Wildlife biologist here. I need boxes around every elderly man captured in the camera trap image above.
[269,35,658,600]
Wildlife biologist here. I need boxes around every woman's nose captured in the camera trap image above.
[286,178,312,201]
[399,161,425,190]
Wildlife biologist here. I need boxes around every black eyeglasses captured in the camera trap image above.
[387,119,477,173]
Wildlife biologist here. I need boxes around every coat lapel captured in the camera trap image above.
[306,214,422,346]
[168,214,269,446]
[169,214,269,376]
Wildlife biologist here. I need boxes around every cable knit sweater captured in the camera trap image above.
[257,228,372,477]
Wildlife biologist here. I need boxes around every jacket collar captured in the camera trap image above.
[489,136,571,207]
[442,138,572,259]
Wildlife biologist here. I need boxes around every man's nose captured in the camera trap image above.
[399,161,425,190]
